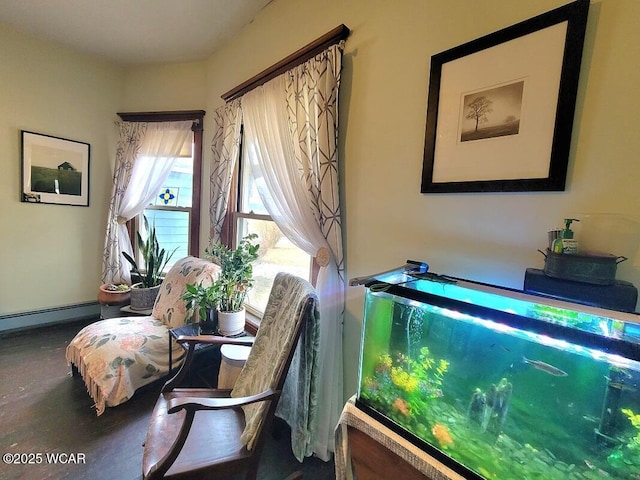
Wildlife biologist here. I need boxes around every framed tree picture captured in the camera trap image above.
[21,130,90,206]
[421,0,589,193]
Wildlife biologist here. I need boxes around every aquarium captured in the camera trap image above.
[354,263,640,480]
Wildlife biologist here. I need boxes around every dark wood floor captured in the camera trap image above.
[0,319,335,480]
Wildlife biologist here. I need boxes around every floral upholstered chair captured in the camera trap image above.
[66,256,220,415]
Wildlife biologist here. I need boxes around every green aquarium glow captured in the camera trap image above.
[355,265,640,480]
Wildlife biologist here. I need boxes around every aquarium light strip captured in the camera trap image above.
[431,304,640,370]
[370,281,640,361]
[370,267,640,325]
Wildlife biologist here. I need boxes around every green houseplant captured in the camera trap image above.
[181,281,220,334]
[205,233,260,312]
[203,233,260,335]
[122,215,177,310]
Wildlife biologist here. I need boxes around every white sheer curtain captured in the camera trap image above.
[102,120,193,284]
[242,43,344,461]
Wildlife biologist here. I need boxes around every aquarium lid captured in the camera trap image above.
[353,260,640,328]
[356,261,640,362]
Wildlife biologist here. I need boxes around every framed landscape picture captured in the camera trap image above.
[421,0,589,193]
[21,130,90,206]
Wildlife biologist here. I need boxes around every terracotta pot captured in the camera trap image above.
[97,284,131,305]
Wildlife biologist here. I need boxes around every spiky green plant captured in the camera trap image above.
[122,215,177,288]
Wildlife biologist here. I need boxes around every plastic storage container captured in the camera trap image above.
[218,344,251,389]
[353,263,640,480]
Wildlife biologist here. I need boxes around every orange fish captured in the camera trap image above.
[392,398,410,416]
[432,423,454,446]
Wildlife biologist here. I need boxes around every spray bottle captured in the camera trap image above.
[552,218,579,254]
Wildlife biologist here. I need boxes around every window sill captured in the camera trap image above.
[245,310,261,336]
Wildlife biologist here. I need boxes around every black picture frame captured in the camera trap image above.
[421,0,589,194]
[21,130,90,206]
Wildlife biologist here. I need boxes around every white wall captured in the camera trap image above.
[199,0,640,399]
[121,61,207,112]
[0,23,123,316]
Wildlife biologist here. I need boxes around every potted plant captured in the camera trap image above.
[97,283,131,306]
[122,215,177,311]
[204,233,260,335]
[181,281,220,334]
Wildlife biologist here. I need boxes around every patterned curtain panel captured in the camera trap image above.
[209,99,242,243]
[102,122,147,284]
[241,42,345,462]
[285,43,345,284]
[284,42,345,462]
[102,121,193,284]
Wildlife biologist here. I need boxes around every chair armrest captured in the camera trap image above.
[167,388,279,414]
[176,334,255,347]
[162,335,253,393]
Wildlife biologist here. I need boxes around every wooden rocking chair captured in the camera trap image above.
[142,272,318,480]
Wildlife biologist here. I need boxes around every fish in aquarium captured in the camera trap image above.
[522,357,568,377]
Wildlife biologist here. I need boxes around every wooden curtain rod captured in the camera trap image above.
[117,110,206,131]
[221,24,350,102]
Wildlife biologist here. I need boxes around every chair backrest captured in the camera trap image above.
[231,272,319,450]
[152,256,220,329]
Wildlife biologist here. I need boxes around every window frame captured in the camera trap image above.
[117,110,205,260]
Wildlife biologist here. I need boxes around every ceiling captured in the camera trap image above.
[0,0,273,65]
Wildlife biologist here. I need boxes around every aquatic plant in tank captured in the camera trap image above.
[607,408,640,476]
[355,265,640,480]
[361,348,449,445]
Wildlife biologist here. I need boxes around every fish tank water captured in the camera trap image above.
[353,263,640,480]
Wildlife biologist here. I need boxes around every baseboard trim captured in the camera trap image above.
[0,302,100,334]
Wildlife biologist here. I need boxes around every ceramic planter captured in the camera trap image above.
[199,308,218,335]
[129,283,161,311]
[218,308,245,336]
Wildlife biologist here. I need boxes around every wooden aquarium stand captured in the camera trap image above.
[334,396,464,480]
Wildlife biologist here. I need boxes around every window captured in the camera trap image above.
[119,110,204,273]
[233,141,312,316]
[138,153,194,271]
